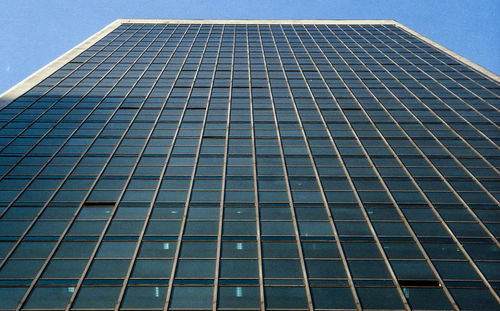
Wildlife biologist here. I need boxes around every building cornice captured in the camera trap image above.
[114,19,398,25]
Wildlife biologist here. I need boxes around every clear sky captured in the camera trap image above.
[0,0,499,94]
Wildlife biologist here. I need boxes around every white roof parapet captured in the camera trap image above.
[115,19,398,25]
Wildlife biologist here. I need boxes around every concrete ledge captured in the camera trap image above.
[116,19,398,25]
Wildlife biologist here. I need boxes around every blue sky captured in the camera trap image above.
[0,0,499,94]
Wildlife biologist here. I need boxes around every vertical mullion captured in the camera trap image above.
[247,24,266,311]
[212,23,235,310]
[258,24,314,311]
[276,24,362,311]
[163,23,223,310]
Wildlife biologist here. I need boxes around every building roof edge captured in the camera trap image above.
[392,21,500,83]
[115,19,398,24]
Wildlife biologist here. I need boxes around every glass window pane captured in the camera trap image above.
[0,259,44,278]
[87,259,130,278]
[404,288,452,310]
[357,287,404,309]
[122,286,167,308]
[220,259,259,278]
[170,286,212,308]
[24,287,73,309]
[218,286,260,308]
[311,287,356,309]
[263,259,302,278]
[306,260,346,278]
[264,287,308,309]
[139,241,177,258]
[73,286,121,309]
[262,242,299,258]
[42,259,88,278]
[0,287,28,309]
[450,288,500,310]
[96,242,137,258]
[176,259,215,278]
[132,259,172,278]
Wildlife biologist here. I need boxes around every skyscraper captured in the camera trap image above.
[0,19,499,310]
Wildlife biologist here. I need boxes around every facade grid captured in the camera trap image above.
[0,20,499,310]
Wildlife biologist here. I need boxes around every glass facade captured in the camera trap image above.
[0,20,499,310]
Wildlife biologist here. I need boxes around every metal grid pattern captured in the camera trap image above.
[0,21,499,311]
